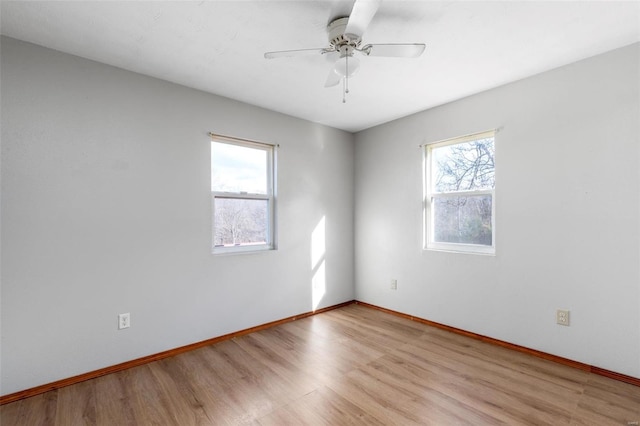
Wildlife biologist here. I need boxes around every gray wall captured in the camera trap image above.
[0,37,355,395]
[354,43,640,377]
[2,36,639,396]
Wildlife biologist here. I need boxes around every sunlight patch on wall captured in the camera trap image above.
[311,216,326,311]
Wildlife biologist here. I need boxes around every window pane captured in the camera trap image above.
[211,142,268,194]
[213,198,268,247]
[433,195,492,246]
[433,137,495,192]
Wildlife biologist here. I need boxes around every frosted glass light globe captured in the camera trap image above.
[334,56,360,77]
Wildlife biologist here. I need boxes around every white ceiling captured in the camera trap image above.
[2,1,639,133]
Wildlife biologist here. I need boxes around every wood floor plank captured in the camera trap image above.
[214,370,295,424]
[330,304,426,338]
[0,399,22,425]
[248,323,384,386]
[391,339,580,424]
[147,360,213,425]
[2,305,639,425]
[9,390,58,426]
[256,385,385,426]
[197,339,269,387]
[414,331,586,408]
[420,327,588,391]
[231,334,318,398]
[112,364,179,425]
[322,308,419,353]
[94,369,137,425]
[168,349,251,425]
[54,380,96,425]
[362,350,513,425]
[570,374,640,425]
[326,366,428,424]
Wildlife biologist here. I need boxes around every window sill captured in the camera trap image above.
[212,244,276,256]
[424,243,495,256]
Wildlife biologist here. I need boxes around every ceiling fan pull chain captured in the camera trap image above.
[342,77,346,103]
[342,53,349,104]
[345,54,350,94]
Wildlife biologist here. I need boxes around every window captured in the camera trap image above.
[424,130,495,254]
[211,135,276,254]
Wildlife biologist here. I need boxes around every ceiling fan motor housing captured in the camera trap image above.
[327,17,361,51]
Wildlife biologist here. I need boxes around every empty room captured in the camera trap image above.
[1,1,639,424]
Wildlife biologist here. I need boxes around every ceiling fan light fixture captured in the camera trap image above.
[334,55,360,77]
[263,0,424,102]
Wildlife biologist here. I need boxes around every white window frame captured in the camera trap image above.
[423,130,496,255]
[211,135,277,255]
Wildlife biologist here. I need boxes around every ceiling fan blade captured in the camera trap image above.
[325,69,342,87]
[345,0,382,38]
[264,48,330,59]
[363,43,426,58]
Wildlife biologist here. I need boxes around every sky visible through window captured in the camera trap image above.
[211,142,267,194]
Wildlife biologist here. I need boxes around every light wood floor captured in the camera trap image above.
[2,304,639,425]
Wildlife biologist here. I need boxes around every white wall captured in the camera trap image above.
[355,43,640,377]
[0,37,355,395]
[2,36,638,397]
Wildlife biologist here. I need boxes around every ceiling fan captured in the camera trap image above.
[264,0,425,102]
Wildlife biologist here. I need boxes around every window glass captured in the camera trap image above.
[211,143,268,194]
[211,138,275,254]
[213,198,268,247]
[433,195,493,245]
[432,137,495,192]
[425,131,495,254]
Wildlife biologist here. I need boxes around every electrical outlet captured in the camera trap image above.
[118,313,131,330]
[556,309,570,326]
[390,279,397,290]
